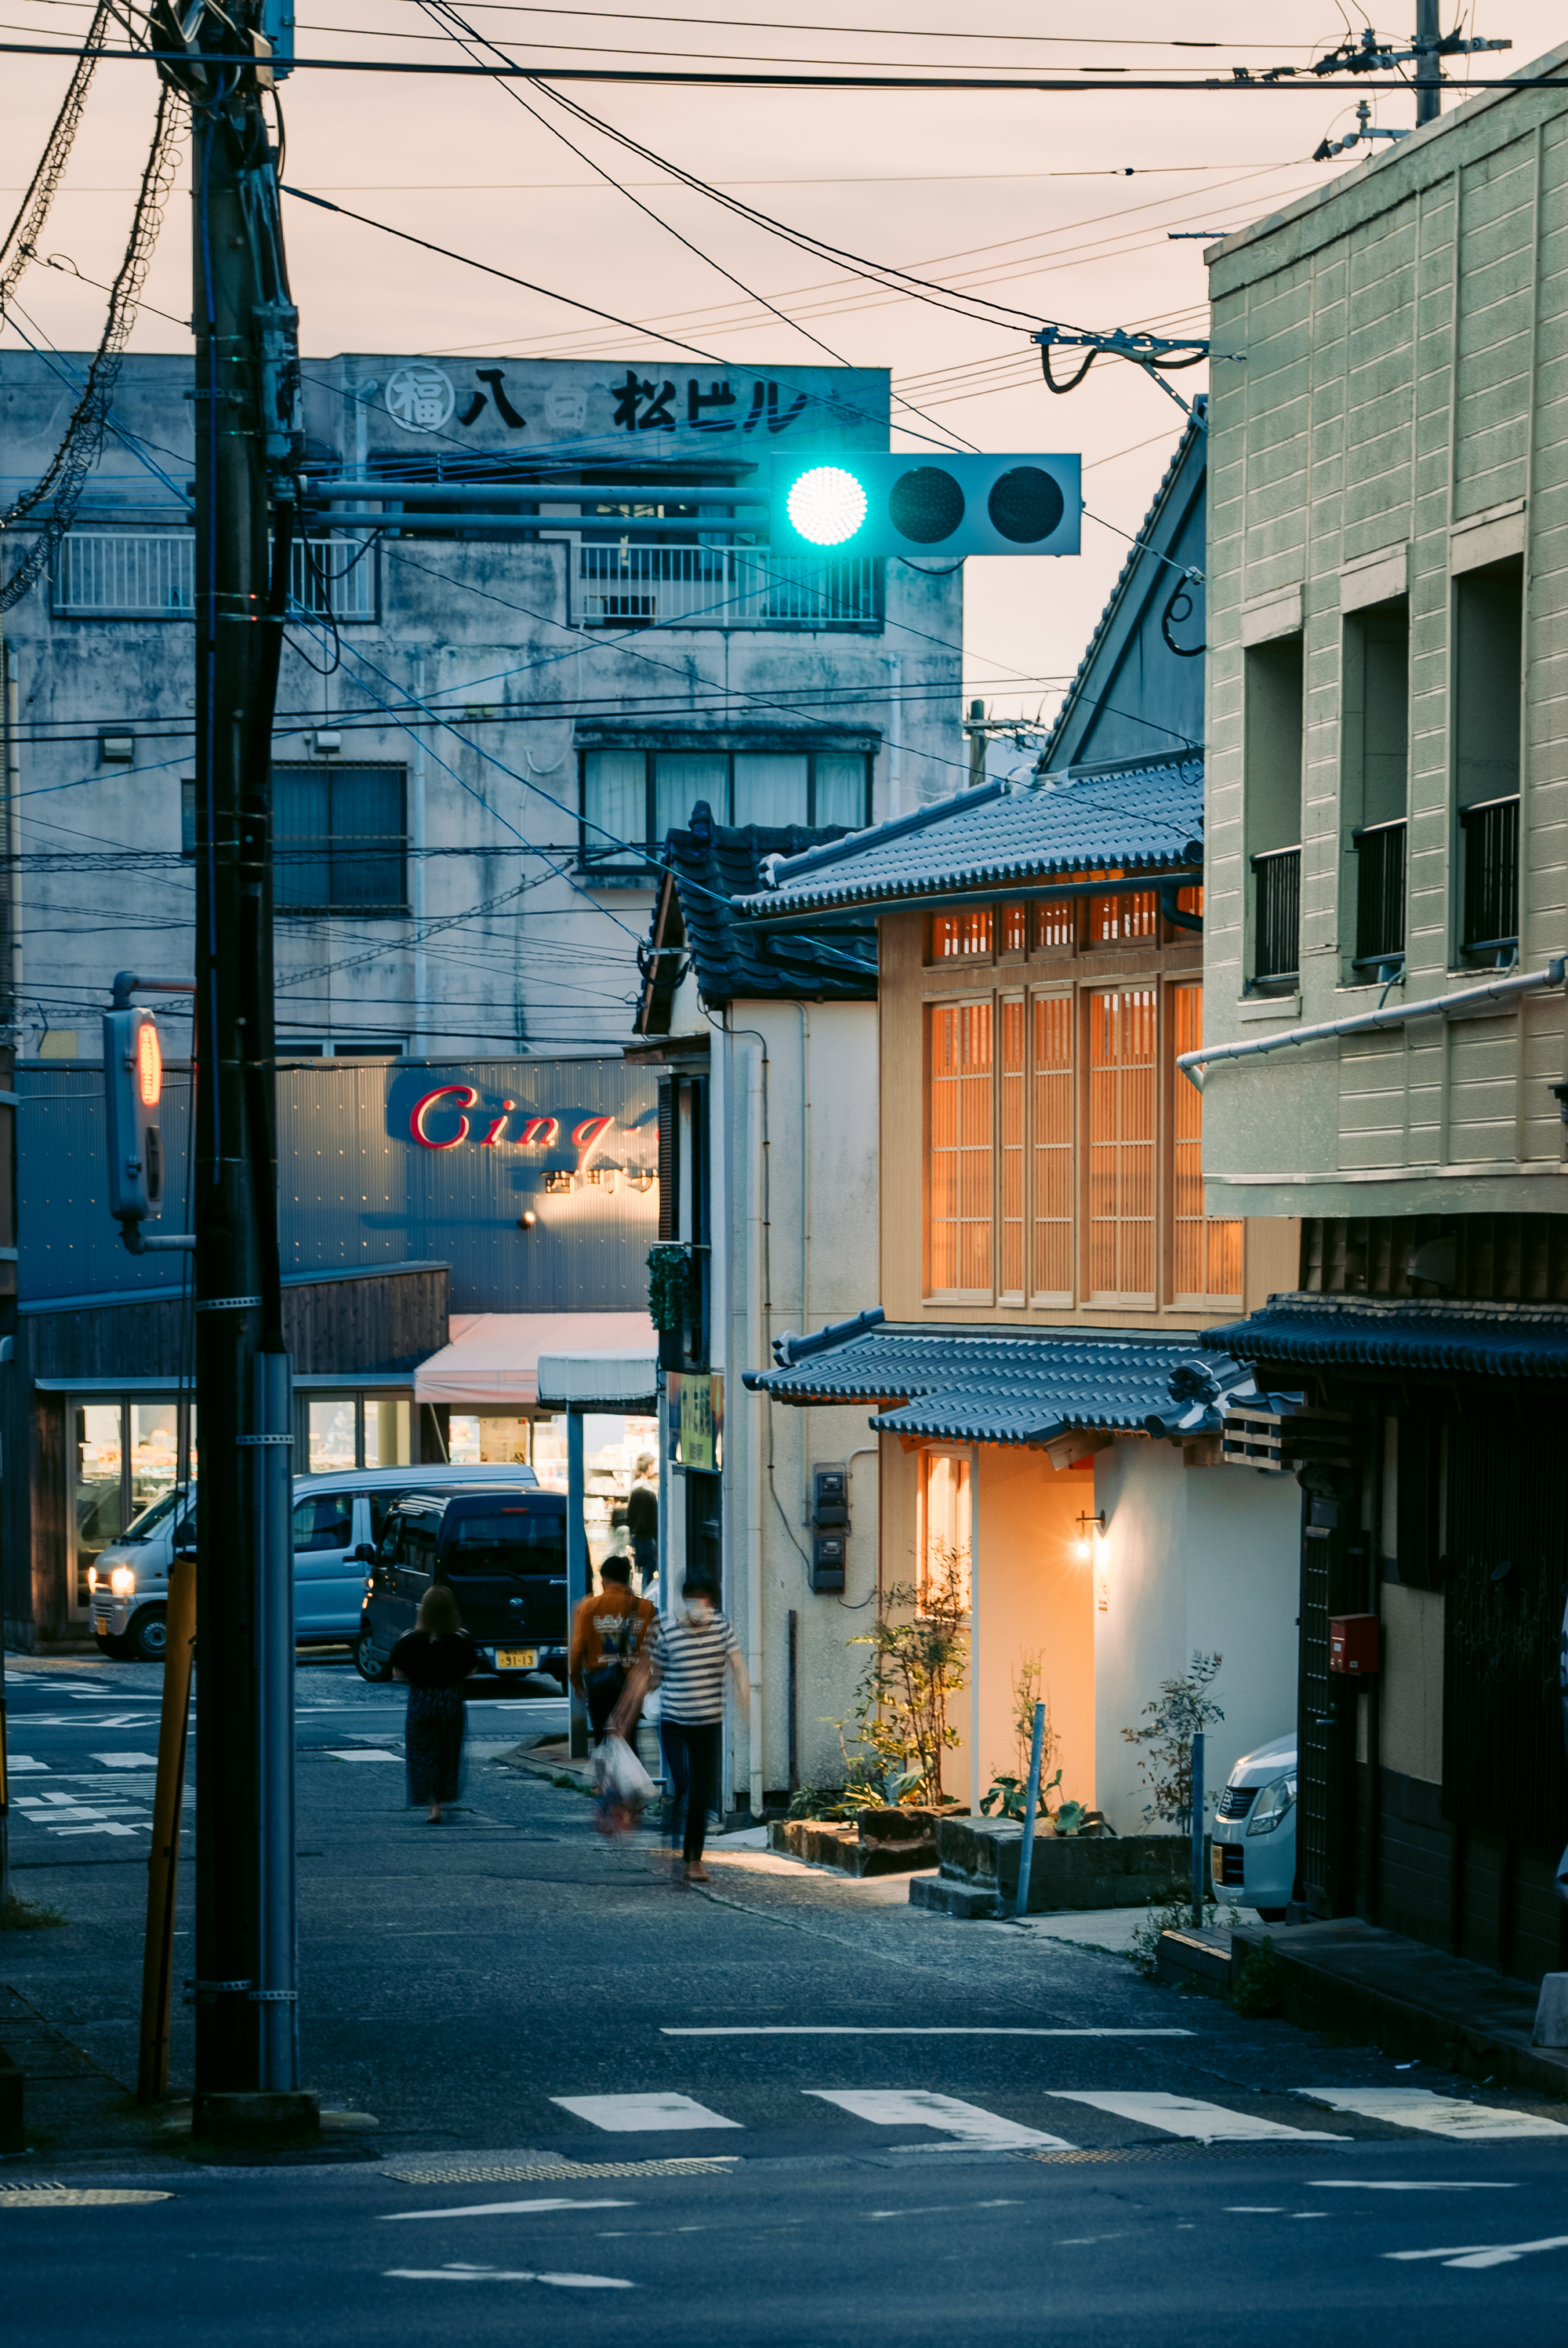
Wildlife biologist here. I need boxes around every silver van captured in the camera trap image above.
[89,1463,542,1668]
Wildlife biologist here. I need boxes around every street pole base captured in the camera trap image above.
[191,2089,321,2148]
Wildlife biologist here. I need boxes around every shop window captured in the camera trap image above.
[71,1394,196,1615]
[1032,993,1075,1303]
[1087,987,1157,1305]
[1170,986,1243,1303]
[928,1001,993,1296]
[364,1397,412,1468]
[73,1403,124,1612]
[931,910,993,959]
[920,1449,971,1616]
[307,1397,358,1474]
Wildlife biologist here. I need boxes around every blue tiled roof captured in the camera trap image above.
[735,757,1203,920]
[1206,1299,1568,1380]
[745,1321,1240,1448]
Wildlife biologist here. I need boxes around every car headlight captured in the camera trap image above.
[1247,1770,1297,1835]
[109,1565,136,1598]
[87,1565,98,1593]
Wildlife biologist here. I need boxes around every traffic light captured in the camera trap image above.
[769,452,1080,559]
[102,1005,165,1223]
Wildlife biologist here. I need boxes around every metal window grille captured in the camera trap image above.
[1352,818,1406,966]
[575,542,882,630]
[1460,795,1519,953]
[1251,845,1301,981]
[272,764,407,913]
[53,531,377,621]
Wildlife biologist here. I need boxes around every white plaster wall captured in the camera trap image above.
[1092,1440,1301,1834]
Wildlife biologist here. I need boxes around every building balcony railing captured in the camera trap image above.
[53,530,378,622]
[1250,844,1301,983]
[1352,817,1406,971]
[1460,794,1520,960]
[574,540,883,631]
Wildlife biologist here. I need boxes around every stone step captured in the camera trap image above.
[908,1876,1000,1921]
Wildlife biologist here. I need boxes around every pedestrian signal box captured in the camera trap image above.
[769,452,1080,560]
[102,1005,165,1223]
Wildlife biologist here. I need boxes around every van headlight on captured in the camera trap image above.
[109,1565,136,1598]
[87,1565,98,1593]
[1247,1771,1297,1835]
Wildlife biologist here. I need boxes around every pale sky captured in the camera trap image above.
[2,0,1555,725]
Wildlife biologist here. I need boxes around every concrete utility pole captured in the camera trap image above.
[151,0,308,2139]
[0,635,16,1921]
[1414,0,1443,128]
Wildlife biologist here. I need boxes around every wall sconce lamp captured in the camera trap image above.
[517,1209,538,1230]
[1074,1510,1106,1561]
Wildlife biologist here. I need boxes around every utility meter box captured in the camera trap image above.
[1328,1613,1381,1675]
[811,1532,847,1593]
[812,1468,848,1528]
[811,1467,849,1591]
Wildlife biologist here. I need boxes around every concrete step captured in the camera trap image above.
[909,1876,1000,1920]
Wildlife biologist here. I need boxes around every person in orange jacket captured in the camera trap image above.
[570,1555,655,1746]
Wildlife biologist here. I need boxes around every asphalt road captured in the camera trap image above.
[5,1651,1568,2343]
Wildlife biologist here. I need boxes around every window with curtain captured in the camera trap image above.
[921,1448,971,1616]
[733,752,808,828]
[1088,987,1157,1304]
[1033,991,1075,1303]
[928,1000,993,1296]
[272,765,406,913]
[582,749,648,868]
[814,752,866,830]
[1171,985,1243,1301]
[655,751,728,840]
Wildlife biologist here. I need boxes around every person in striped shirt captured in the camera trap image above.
[614,1573,749,1882]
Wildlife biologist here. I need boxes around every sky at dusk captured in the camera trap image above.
[2,0,1556,725]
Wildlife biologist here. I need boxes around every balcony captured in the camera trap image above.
[1460,795,1519,961]
[575,541,882,632]
[1250,844,1301,983]
[53,530,378,622]
[1352,818,1406,972]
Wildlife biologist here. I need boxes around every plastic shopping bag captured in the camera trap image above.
[593,1732,655,1839]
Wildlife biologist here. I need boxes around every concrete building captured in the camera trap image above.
[1197,44,1568,1975]
[0,350,962,1062]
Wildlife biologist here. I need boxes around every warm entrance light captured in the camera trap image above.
[1074,1508,1106,1561]
[786,465,868,547]
[136,1017,162,1107]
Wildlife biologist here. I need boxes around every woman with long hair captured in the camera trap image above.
[391,1583,478,1823]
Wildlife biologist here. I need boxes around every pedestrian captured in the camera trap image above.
[614,1573,748,1884]
[569,1554,654,1746]
[391,1583,478,1823]
[626,1454,659,1594]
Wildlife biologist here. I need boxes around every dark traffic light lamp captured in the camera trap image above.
[770,452,1080,560]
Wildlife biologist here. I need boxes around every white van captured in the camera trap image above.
[89,1463,541,1669]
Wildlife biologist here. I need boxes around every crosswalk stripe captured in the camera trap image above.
[1047,2092,1348,2144]
[90,1752,161,1769]
[1298,2088,1568,2141]
[550,2094,742,2133]
[663,2027,1193,2039]
[806,2090,1076,2150]
[325,1748,403,1763]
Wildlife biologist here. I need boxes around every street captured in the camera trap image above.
[5,1651,1568,2343]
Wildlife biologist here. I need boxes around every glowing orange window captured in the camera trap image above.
[928,1001,993,1296]
[1171,984,1242,1302]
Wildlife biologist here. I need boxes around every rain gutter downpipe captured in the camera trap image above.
[1177,958,1568,1092]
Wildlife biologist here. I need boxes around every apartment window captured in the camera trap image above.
[920,1448,971,1615]
[1170,986,1243,1302]
[931,910,993,958]
[1088,987,1156,1305]
[272,765,408,914]
[1454,558,1523,958]
[928,1001,993,1296]
[1245,634,1304,984]
[579,744,872,869]
[1032,992,1074,1304]
[1344,600,1409,972]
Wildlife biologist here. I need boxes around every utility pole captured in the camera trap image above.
[151,0,308,2139]
[1414,0,1442,129]
[0,634,17,1923]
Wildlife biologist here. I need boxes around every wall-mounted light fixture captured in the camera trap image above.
[1074,1509,1106,1561]
[517,1209,537,1230]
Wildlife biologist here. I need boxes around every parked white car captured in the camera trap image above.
[88,1463,539,1667]
[1210,1732,1298,1921]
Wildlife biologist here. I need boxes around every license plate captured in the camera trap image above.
[495,1648,537,1671]
[95,1617,110,1636]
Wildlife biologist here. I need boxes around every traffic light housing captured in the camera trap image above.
[103,1005,165,1223]
[769,452,1080,559]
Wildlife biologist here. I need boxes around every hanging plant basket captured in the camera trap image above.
[647,1243,695,1332]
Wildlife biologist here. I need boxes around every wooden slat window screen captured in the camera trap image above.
[1171,985,1243,1301]
[932,910,993,958]
[1036,874,1084,950]
[1088,987,1156,1303]
[1090,881,1159,943]
[1000,996,1025,1302]
[1000,903,1028,953]
[1032,992,1074,1303]
[929,1001,994,1295]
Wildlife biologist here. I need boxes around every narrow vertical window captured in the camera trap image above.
[1245,632,1304,985]
[920,1449,971,1616]
[927,1001,993,1296]
[1454,557,1522,959]
[1000,996,1025,1303]
[1088,987,1156,1304]
[1031,992,1074,1304]
[1170,985,1243,1302]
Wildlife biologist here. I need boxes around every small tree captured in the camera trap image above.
[1121,1650,1225,1830]
[851,1544,969,1805]
[1009,1649,1057,1786]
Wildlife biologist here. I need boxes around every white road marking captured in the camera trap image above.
[384,2266,633,2287]
[1049,2092,1348,2145]
[90,1752,161,1768]
[380,2199,633,2222]
[550,2094,741,2132]
[325,1748,403,1763]
[15,1790,154,1838]
[662,2026,1193,2038]
[806,2089,1075,2150]
[9,1756,48,1772]
[1308,2180,1518,2191]
[1298,2088,1568,2142]
[1387,2236,1568,2270]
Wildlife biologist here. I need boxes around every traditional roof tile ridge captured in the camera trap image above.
[764,778,1007,890]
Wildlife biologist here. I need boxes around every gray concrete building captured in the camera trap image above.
[0,351,963,1063]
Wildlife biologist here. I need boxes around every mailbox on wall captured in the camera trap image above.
[1328,1614,1381,1675]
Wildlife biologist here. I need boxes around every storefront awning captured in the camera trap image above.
[415,1313,659,1408]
